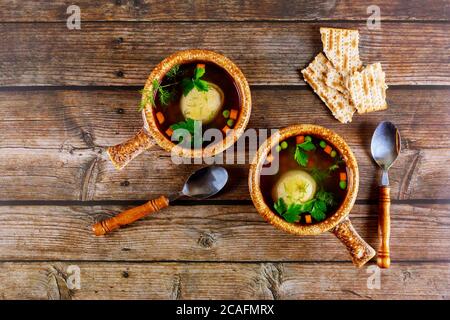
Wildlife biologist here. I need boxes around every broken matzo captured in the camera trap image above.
[301,53,355,123]
[324,60,348,95]
[345,63,388,113]
[320,27,362,77]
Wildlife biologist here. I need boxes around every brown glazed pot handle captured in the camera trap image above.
[107,127,155,170]
[92,195,169,236]
[332,217,376,267]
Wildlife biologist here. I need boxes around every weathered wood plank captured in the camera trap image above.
[0,87,448,200]
[1,22,448,86]
[0,204,448,261]
[1,0,448,22]
[1,87,448,149]
[0,261,448,299]
[2,147,447,200]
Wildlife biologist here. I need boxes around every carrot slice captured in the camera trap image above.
[296,135,305,144]
[165,127,173,137]
[156,112,165,124]
[340,172,347,181]
[305,215,312,224]
[196,63,205,69]
[229,109,238,120]
[222,125,231,134]
[324,145,332,154]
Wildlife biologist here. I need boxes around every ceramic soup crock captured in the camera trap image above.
[249,124,375,267]
[107,49,252,170]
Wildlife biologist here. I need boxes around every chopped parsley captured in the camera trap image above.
[294,140,316,167]
[181,64,209,96]
[274,190,335,223]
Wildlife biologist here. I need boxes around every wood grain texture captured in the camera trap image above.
[0,1,449,301]
[1,22,448,86]
[0,204,448,262]
[0,261,448,300]
[2,87,448,149]
[3,147,448,200]
[0,87,448,200]
[1,0,448,22]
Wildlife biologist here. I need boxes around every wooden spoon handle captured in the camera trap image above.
[92,196,169,236]
[377,186,391,268]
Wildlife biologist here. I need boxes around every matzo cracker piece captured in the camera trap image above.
[320,27,362,77]
[324,61,348,94]
[346,63,388,113]
[301,53,355,123]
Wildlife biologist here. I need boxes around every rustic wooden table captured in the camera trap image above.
[0,0,449,300]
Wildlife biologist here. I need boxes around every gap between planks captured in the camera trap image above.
[0,199,450,207]
[1,259,449,264]
[1,84,450,91]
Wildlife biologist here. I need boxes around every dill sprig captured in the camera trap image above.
[138,65,181,111]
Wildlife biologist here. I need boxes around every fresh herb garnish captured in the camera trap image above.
[138,65,181,111]
[283,203,303,223]
[138,85,153,111]
[274,198,287,215]
[166,64,180,80]
[274,190,334,223]
[275,199,314,223]
[194,66,205,79]
[170,118,203,147]
[156,81,173,106]
[294,140,316,167]
[170,118,196,135]
[316,190,335,207]
[310,200,327,221]
[298,140,316,151]
[181,78,195,96]
[310,167,330,183]
[181,65,209,96]
[328,163,339,172]
[294,148,308,167]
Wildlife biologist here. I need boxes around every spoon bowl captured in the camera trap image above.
[182,166,229,200]
[371,121,401,171]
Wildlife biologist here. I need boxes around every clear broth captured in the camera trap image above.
[153,62,241,148]
[260,135,350,225]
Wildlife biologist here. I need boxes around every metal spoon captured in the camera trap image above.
[92,166,228,236]
[371,121,401,268]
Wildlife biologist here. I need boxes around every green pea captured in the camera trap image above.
[339,180,347,190]
[222,109,230,118]
[319,140,327,148]
[305,136,312,142]
[280,141,288,149]
[275,145,282,152]
[227,119,234,127]
[330,150,337,158]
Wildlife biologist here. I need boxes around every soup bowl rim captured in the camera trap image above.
[249,124,359,236]
[142,49,251,159]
